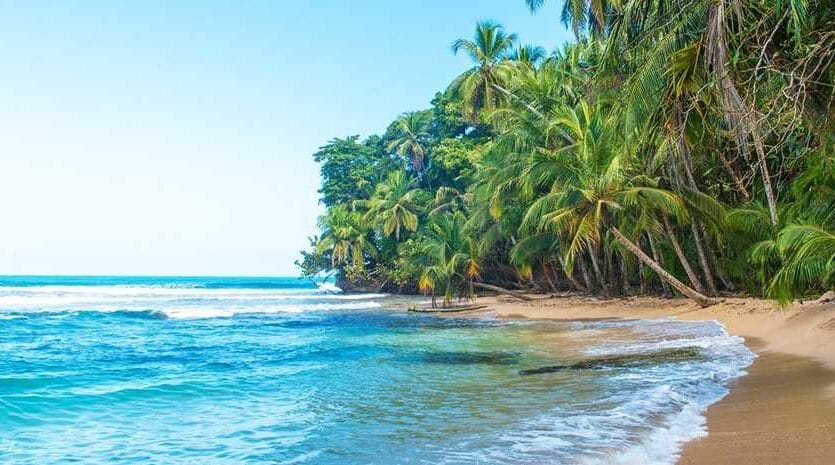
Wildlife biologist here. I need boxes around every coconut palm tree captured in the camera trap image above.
[520,100,719,306]
[386,111,431,174]
[525,0,613,38]
[418,212,481,307]
[510,44,547,68]
[356,170,426,240]
[315,205,376,270]
[449,21,544,120]
[767,224,835,303]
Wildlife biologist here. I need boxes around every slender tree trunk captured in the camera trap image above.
[611,227,719,307]
[557,256,586,293]
[577,256,595,293]
[703,234,735,291]
[586,245,610,297]
[619,255,631,296]
[491,83,545,119]
[638,258,646,295]
[690,222,719,295]
[707,3,776,222]
[647,234,673,297]
[662,216,705,293]
[542,262,558,293]
[716,151,751,199]
[750,125,779,226]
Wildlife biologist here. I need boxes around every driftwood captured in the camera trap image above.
[519,347,701,376]
[408,305,488,314]
[473,282,534,301]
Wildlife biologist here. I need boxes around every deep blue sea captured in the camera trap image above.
[0,276,754,464]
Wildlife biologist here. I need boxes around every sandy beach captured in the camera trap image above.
[468,295,835,464]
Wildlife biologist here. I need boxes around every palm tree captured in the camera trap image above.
[520,100,719,306]
[510,44,547,68]
[418,212,481,307]
[357,170,426,240]
[315,205,376,270]
[449,22,544,120]
[525,0,612,38]
[386,111,431,174]
[768,224,835,304]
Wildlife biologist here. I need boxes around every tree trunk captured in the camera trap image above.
[557,256,587,293]
[473,282,534,301]
[716,151,751,199]
[703,234,735,291]
[577,256,595,292]
[707,3,776,222]
[541,262,558,293]
[619,255,631,296]
[491,84,545,119]
[662,217,706,294]
[690,222,719,295]
[611,227,719,308]
[647,233,673,298]
[750,124,779,226]
[586,245,610,297]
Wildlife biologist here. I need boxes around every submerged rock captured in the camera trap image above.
[519,347,701,376]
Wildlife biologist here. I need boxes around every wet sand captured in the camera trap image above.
[473,295,835,464]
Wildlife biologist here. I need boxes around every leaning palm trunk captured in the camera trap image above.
[690,222,719,295]
[611,227,719,308]
[541,262,558,293]
[586,245,610,297]
[557,256,587,293]
[490,83,545,119]
[575,255,595,292]
[662,216,705,294]
[707,3,777,224]
[647,233,672,297]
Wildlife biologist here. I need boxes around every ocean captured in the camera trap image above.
[0,276,754,464]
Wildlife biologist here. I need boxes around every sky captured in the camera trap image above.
[0,1,571,276]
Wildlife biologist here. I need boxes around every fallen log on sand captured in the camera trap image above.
[473,282,534,301]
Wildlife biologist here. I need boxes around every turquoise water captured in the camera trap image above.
[0,276,754,464]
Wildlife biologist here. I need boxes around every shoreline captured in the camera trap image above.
[467,295,835,464]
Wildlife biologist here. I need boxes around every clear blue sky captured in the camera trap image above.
[0,1,571,276]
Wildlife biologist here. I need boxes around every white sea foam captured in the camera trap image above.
[468,318,755,465]
[0,284,385,318]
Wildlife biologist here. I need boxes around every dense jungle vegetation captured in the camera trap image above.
[298,0,835,307]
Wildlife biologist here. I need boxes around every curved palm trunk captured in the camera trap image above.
[611,227,719,308]
[708,3,777,224]
[662,217,705,294]
[586,245,610,297]
[556,256,587,293]
[647,233,672,297]
[541,262,558,293]
[490,83,545,119]
[619,255,631,296]
[690,222,719,295]
[577,256,596,293]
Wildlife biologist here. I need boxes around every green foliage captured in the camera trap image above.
[313,135,398,207]
[299,4,835,304]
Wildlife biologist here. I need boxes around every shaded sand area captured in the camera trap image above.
[471,295,835,464]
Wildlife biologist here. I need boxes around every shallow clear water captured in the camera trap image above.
[0,276,754,464]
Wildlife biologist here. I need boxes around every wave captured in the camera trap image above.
[0,281,385,320]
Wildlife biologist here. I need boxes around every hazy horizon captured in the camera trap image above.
[0,1,569,275]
